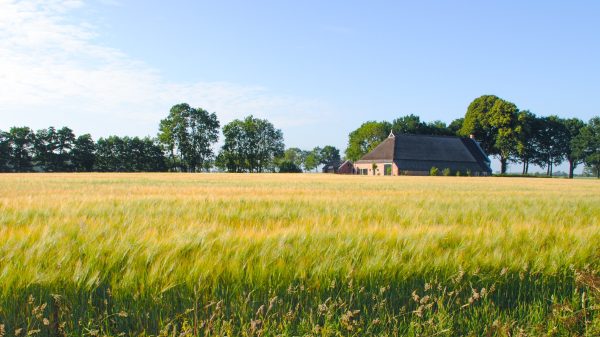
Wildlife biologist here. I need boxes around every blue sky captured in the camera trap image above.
[1,1,599,172]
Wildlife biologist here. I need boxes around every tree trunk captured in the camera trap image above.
[500,157,508,174]
[521,160,530,175]
[568,160,574,179]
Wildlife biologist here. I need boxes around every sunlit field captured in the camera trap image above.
[0,173,599,336]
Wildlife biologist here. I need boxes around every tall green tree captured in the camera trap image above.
[345,121,391,161]
[95,136,125,172]
[460,95,500,155]
[54,127,76,171]
[33,127,56,170]
[0,130,10,172]
[561,118,586,178]
[7,127,35,172]
[303,148,320,172]
[489,99,520,174]
[158,103,220,172]
[282,147,305,169]
[572,117,600,178]
[216,116,284,173]
[319,145,341,165]
[515,110,538,174]
[448,118,464,135]
[460,95,519,173]
[32,126,76,172]
[532,116,569,176]
[216,121,245,173]
[72,134,96,172]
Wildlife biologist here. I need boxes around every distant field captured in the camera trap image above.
[0,174,599,336]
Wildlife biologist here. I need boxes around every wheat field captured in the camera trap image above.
[0,173,599,336]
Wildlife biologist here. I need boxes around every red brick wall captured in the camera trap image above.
[337,162,354,174]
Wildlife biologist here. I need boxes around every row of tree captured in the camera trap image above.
[462,95,599,178]
[3,97,597,176]
[0,126,167,172]
[277,146,341,173]
[345,95,600,178]
[0,103,342,173]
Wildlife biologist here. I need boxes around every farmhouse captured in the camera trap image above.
[350,132,492,176]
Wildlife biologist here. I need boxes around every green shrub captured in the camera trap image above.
[277,160,302,173]
[456,170,461,177]
[430,166,439,176]
[442,168,451,176]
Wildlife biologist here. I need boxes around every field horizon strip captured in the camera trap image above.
[0,173,599,336]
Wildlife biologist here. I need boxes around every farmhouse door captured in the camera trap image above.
[384,164,392,176]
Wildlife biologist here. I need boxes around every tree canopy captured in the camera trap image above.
[561,118,586,178]
[392,114,455,136]
[319,145,341,165]
[514,110,538,174]
[216,115,284,173]
[530,116,569,176]
[573,117,600,178]
[460,95,501,155]
[275,145,341,173]
[6,127,35,172]
[158,103,220,172]
[0,130,11,172]
[96,136,166,172]
[460,95,519,173]
[71,134,96,172]
[345,121,391,161]
[303,149,320,172]
[33,126,76,172]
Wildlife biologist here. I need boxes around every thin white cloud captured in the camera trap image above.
[0,0,329,138]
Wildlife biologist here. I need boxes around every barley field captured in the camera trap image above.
[0,173,599,336]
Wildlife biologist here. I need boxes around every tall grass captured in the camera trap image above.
[0,173,599,336]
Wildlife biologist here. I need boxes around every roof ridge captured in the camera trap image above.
[394,133,464,139]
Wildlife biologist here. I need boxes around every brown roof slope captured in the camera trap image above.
[358,136,396,161]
